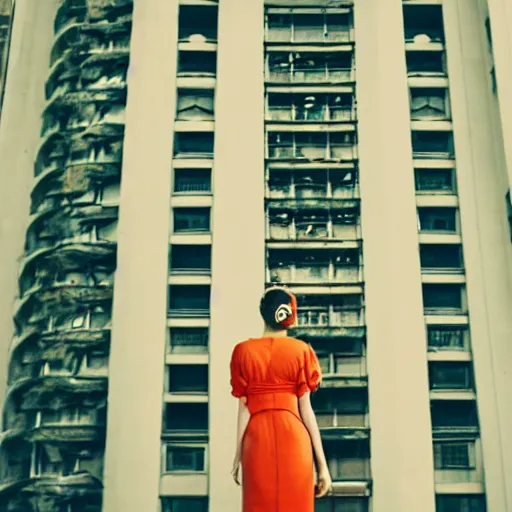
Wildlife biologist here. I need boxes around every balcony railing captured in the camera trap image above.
[434,469,481,484]
[268,141,357,161]
[316,412,368,430]
[268,263,361,284]
[297,307,364,328]
[268,105,354,123]
[267,66,353,84]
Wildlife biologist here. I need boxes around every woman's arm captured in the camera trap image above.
[232,397,251,485]
[299,391,332,497]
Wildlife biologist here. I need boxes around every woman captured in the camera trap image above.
[230,286,332,512]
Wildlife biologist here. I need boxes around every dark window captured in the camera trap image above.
[168,285,210,313]
[429,361,473,390]
[312,388,367,414]
[178,5,218,42]
[420,244,462,269]
[427,326,466,350]
[418,207,457,232]
[165,445,206,472]
[434,442,474,470]
[412,131,453,157]
[436,494,486,512]
[170,245,211,271]
[162,497,208,512]
[402,5,445,42]
[164,403,208,431]
[315,497,368,512]
[422,284,463,310]
[430,400,479,429]
[168,364,208,393]
[170,327,209,353]
[415,168,455,193]
[173,207,210,233]
[174,133,214,158]
[178,51,217,75]
[406,51,445,75]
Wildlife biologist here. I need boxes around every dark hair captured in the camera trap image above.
[259,288,294,329]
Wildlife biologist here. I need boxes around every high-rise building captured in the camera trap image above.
[0,1,511,512]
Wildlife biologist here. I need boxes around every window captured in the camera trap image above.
[324,439,370,480]
[429,362,473,390]
[162,498,208,512]
[415,168,455,193]
[428,326,467,351]
[420,244,463,270]
[164,403,208,432]
[173,207,210,233]
[430,401,479,429]
[434,442,475,470]
[178,51,217,75]
[423,283,463,312]
[418,207,457,232]
[436,494,486,512]
[412,131,453,158]
[169,327,208,354]
[315,497,368,512]
[178,5,218,42]
[173,133,214,158]
[312,388,367,415]
[86,351,108,369]
[406,51,445,75]
[165,444,206,472]
[410,88,449,120]
[170,244,211,272]
[168,364,208,393]
[168,285,210,315]
[176,90,215,121]
[402,5,445,43]
[174,168,211,193]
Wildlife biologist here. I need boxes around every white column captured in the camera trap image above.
[209,0,265,510]
[102,1,178,511]
[354,0,436,510]
[0,0,57,409]
[443,1,512,509]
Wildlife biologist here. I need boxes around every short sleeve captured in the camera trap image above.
[230,344,248,400]
[296,343,322,398]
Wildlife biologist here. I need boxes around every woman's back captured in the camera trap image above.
[231,335,322,512]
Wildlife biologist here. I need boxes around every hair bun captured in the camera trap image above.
[275,303,292,325]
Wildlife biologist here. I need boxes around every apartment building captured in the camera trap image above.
[0,1,511,512]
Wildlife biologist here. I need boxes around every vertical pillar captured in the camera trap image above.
[354,0,436,509]
[102,1,179,511]
[209,0,265,510]
[443,1,512,508]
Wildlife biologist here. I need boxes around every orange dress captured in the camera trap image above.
[230,336,322,512]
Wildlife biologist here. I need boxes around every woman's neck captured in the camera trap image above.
[262,328,288,338]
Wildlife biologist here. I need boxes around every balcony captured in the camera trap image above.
[418,207,458,235]
[315,497,369,512]
[166,364,208,398]
[406,50,446,78]
[435,494,487,512]
[176,90,215,123]
[173,207,210,235]
[268,168,357,201]
[265,9,353,45]
[415,167,456,194]
[173,132,214,160]
[168,327,209,355]
[267,93,355,123]
[410,87,450,121]
[268,207,360,243]
[267,52,353,84]
[427,325,470,353]
[177,50,217,78]
[267,248,361,285]
[434,440,483,487]
[268,132,357,162]
[430,400,480,436]
[317,354,367,388]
